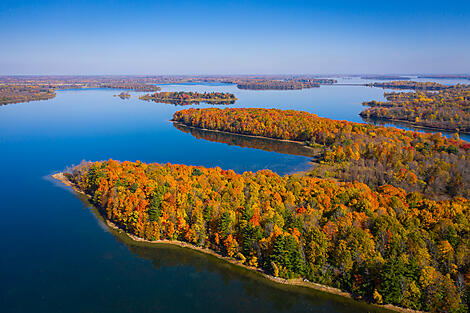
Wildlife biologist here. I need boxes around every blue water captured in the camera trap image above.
[0,80,463,313]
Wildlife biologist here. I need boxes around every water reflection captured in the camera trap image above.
[59,188,394,313]
[173,122,317,158]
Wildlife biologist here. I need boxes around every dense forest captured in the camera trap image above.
[139,91,237,105]
[361,85,470,132]
[367,81,449,91]
[237,79,336,90]
[173,108,470,199]
[0,85,56,105]
[66,159,469,312]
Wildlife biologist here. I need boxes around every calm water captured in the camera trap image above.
[0,80,466,313]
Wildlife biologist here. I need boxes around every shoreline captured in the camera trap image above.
[360,115,470,135]
[52,171,424,313]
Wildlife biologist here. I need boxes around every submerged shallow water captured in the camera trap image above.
[0,79,466,312]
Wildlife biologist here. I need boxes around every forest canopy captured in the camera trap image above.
[173,108,470,199]
[139,91,237,105]
[361,85,470,132]
[66,160,470,313]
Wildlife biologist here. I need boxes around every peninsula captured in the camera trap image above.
[54,158,468,313]
[173,107,469,199]
[361,84,470,132]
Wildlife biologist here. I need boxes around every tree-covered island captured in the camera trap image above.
[139,91,237,105]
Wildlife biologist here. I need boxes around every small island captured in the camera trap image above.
[114,92,131,99]
[361,84,470,132]
[139,91,237,105]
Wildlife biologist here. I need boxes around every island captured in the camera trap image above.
[366,80,449,91]
[54,157,468,313]
[361,84,470,132]
[173,108,469,199]
[237,78,336,90]
[114,92,131,99]
[139,91,237,105]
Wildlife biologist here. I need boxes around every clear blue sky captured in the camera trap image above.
[1,0,469,75]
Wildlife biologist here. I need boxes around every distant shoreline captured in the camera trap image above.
[361,116,470,135]
[52,172,423,313]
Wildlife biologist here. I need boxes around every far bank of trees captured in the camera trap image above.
[361,84,470,132]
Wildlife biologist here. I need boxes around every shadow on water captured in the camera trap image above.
[173,122,318,158]
[68,185,393,313]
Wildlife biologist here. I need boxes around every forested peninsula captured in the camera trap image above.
[139,91,237,105]
[173,108,469,200]
[361,85,470,132]
[57,159,469,313]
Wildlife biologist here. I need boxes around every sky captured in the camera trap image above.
[1,0,469,75]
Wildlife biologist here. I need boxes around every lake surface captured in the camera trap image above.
[0,79,467,313]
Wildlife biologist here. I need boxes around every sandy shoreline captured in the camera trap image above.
[51,171,424,313]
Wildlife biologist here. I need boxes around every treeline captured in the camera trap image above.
[362,76,411,81]
[0,85,56,105]
[361,85,470,132]
[139,91,237,105]
[97,83,160,92]
[237,79,336,90]
[418,75,470,81]
[173,108,470,199]
[367,81,449,91]
[0,80,160,105]
[68,160,470,312]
